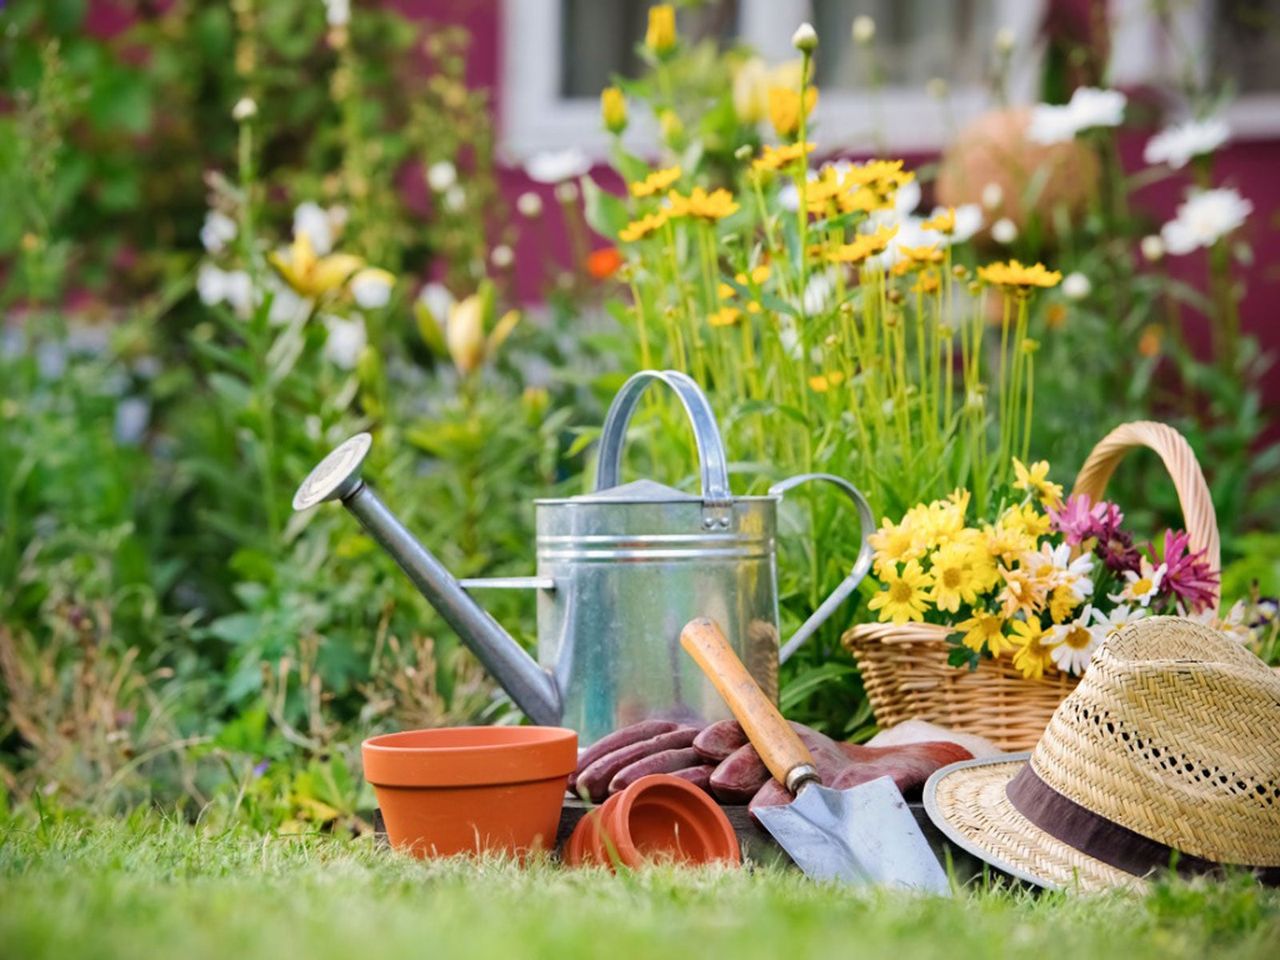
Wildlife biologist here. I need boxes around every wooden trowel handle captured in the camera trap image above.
[680,617,820,795]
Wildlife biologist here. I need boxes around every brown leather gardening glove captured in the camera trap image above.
[692,719,974,815]
[569,720,710,802]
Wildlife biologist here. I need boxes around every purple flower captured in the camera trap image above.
[1050,493,1096,545]
[1158,528,1218,614]
[1090,500,1125,541]
[252,760,270,778]
[1098,527,1142,574]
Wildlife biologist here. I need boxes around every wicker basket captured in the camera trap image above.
[842,421,1220,752]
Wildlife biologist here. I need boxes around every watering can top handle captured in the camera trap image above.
[594,369,733,504]
[768,472,876,664]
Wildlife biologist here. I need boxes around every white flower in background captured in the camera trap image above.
[443,184,467,213]
[801,269,836,315]
[1143,117,1229,169]
[524,147,591,184]
[852,15,875,44]
[991,217,1018,244]
[114,397,150,445]
[323,0,350,28]
[232,97,257,122]
[1062,272,1091,300]
[1027,87,1127,144]
[949,203,984,243]
[1090,603,1147,643]
[322,314,366,369]
[777,167,818,212]
[266,282,311,326]
[554,180,580,204]
[981,181,1004,210]
[791,22,817,53]
[777,315,802,359]
[516,191,543,218]
[199,210,237,254]
[490,244,514,269]
[1185,600,1252,644]
[1109,559,1167,608]
[1140,234,1165,262]
[427,160,458,193]
[417,282,455,323]
[1049,605,1100,676]
[350,267,395,309]
[994,27,1016,54]
[1160,187,1252,255]
[197,264,253,316]
[292,201,336,255]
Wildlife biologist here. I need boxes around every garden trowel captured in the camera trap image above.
[680,617,951,894]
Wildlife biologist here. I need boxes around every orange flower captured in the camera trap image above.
[586,246,623,280]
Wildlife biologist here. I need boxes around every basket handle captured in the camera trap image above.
[1070,421,1220,611]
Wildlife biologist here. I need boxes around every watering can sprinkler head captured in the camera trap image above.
[292,433,373,511]
[292,433,563,727]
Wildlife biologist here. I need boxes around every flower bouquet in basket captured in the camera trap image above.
[844,421,1256,751]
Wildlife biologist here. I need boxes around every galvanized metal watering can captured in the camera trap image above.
[293,369,873,745]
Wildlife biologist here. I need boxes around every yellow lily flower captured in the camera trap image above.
[269,232,363,299]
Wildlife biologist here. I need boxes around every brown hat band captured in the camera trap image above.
[1005,765,1280,886]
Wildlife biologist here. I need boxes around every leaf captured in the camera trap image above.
[580,175,630,241]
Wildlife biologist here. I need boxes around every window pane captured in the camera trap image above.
[1213,0,1280,93]
[559,0,741,98]
[811,0,995,89]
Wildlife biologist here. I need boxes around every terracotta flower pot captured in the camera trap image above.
[362,726,576,859]
[565,774,741,868]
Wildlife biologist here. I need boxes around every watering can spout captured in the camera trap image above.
[291,434,562,726]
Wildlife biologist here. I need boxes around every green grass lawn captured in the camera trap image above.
[1,810,1277,960]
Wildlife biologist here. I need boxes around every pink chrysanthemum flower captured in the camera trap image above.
[1049,493,1097,545]
[1158,528,1219,614]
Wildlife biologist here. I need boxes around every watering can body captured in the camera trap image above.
[293,370,873,747]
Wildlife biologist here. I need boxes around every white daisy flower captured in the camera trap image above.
[1143,118,1229,169]
[199,210,237,254]
[1089,603,1147,642]
[1109,559,1166,608]
[1027,542,1094,601]
[1049,605,1099,676]
[1160,188,1252,256]
[1028,87,1127,144]
[293,201,336,255]
[1183,599,1252,645]
[991,217,1018,244]
[949,203,984,243]
[350,268,394,309]
[322,314,367,370]
[426,160,457,193]
[1062,272,1091,300]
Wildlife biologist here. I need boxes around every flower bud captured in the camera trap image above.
[791,22,818,54]
[232,96,258,121]
[645,4,677,56]
[600,86,628,135]
[1140,234,1164,262]
[852,15,875,45]
[994,27,1016,54]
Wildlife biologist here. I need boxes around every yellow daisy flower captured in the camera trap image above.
[734,264,771,285]
[666,187,739,222]
[922,207,956,234]
[868,559,933,625]
[827,225,898,264]
[929,541,984,614]
[629,166,682,198]
[997,563,1047,619]
[978,260,1063,289]
[868,517,922,576]
[955,611,1011,656]
[708,306,741,327]
[767,85,818,139]
[751,142,815,174]
[808,371,844,392]
[1012,458,1065,508]
[618,210,670,243]
[1010,618,1055,679]
[1048,584,1083,625]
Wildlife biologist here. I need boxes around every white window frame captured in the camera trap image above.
[1110,0,1280,139]
[500,0,1045,161]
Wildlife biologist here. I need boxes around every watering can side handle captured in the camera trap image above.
[768,473,876,664]
[594,370,732,504]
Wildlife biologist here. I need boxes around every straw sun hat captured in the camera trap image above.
[924,617,1280,891]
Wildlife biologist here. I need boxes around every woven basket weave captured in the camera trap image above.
[843,421,1220,752]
